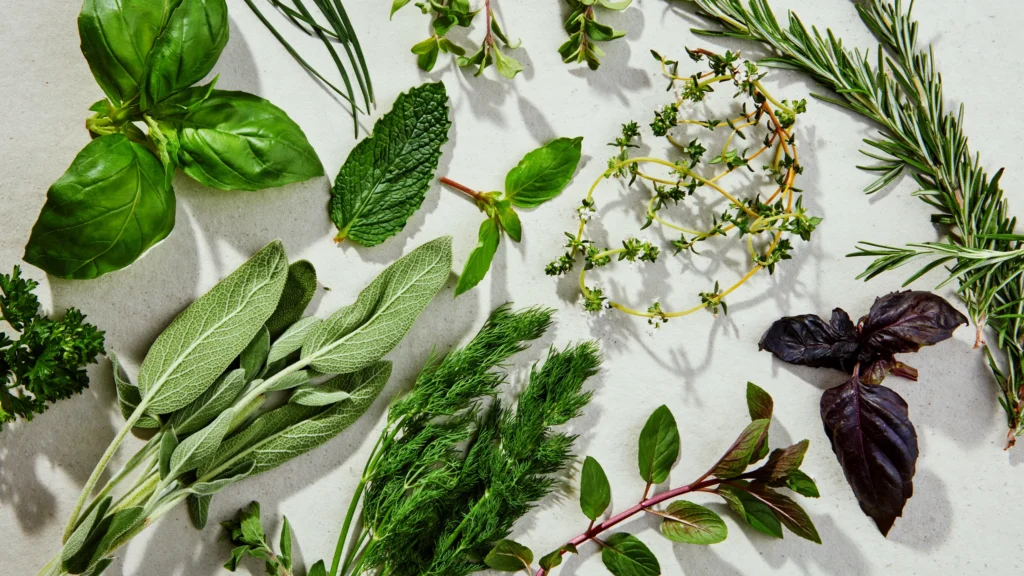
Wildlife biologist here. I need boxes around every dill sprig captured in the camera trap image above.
[328,305,602,576]
[680,0,1024,446]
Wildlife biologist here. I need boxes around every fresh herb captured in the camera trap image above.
[222,501,329,576]
[559,0,632,69]
[242,0,373,136]
[24,0,323,280]
[0,266,105,430]
[35,237,452,576]
[440,137,584,296]
[331,83,452,246]
[760,291,966,535]
[392,0,523,79]
[323,305,601,576]
[497,384,823,575]
[547,50,818,327]
[679,0,1024,446]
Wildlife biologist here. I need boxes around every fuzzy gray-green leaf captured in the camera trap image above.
[111,352,160,429]
[289,386,352,407]
[187,494,212,529]
[169,368,246,436]
[138,241,288,414]
[302,236,451,374]
[267,317,321,364]
[189,460,255,495]
[241,326,271,381]
[266,370,311,392]
[169,410,233,478]
[159,428,178,480]
[266,260,318,338]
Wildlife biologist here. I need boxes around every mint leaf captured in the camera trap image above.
[455,218,500,297]
[504,137,583,208]
[331,82,451,245]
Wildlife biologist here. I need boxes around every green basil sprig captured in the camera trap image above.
[24,0,324,280]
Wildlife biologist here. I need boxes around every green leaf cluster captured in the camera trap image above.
[222,501,329,576]
[560,0,632,70]
[393,0,523,79]
[450,137,584,296]
[24,0,324,280]
[330,82,452,246]
[328,305,602,576]
[42,237,452,576]
[0,266,105,430]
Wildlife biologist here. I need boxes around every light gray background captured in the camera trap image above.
[2,1,1022,574]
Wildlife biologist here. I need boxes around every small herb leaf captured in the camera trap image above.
[638,405,680,484]
[484,539,534,572]
[267,317,321,365]
[746,382,773,421]
[580,456,612,521]
[710,419,770,478]
[659,501,728,545]
[455,218,501,297]
[504,137,583,208]
[600,533,660,576]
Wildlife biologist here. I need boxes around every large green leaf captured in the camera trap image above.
[168,368,246,435]
[659,501,727,545]
[600,533,660,576]
[484,539,534,572]
[637,405,679,485]
[23,134,175,279]
[208,361,391,477]
[62,497,112,573]
[266,261,318,338]
[143,0,228,107]
[137,241,288,414]
[78,0,178,105]
[157,89,324,191]
[455,217,500,297]
[330,82,451,245]
[503,137,583,208]
[301,236,451,374]
[580,456,611,521]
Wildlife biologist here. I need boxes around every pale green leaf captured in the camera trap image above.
[188,461,255,496]
[289,386,352,407]
[659,501,727,544]
[169,369,246,436]
[240,326,270,381]
[266,370,311,392]
[455,218,500,297]
[111,352,160,429]
[267,317,321,365]
[169,410,234,478]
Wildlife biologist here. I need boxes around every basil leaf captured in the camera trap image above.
[781,470,820,498]
[330,82,451,245]
[23,134,175,279]
[579,456,611,521]
[637,405,679,484]
[743,486,821,543]
[455,218,500,297]
[858,290,968,356]
[503,137,582,208]
[302,236,451,374]
[753,440,809,482]
[159,89,324,191]
[143,0,228,107]
[266,260,318,338]
[496,200,522,242]
[659,501,727,545]
[137,241,288,414]
[821,375,918,536]
[600,533,660,576]
[78,0,175,105]
[717,484,783,539]
[758,308,860,372]
[484,539,534,572]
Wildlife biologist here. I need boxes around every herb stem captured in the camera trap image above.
[439,176,486,202]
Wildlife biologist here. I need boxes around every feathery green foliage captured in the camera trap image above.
[326,305,602,576]
[678,0,1024,445]
[0,266,105,429]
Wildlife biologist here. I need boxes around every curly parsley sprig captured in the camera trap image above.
[546,50,819,329]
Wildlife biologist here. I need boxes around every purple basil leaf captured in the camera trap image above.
[759,309,859,372]
[860,359,919,385]
[859,291,967,358]
[820,375,919,536]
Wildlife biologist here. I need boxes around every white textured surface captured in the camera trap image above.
[2,1,1023,574]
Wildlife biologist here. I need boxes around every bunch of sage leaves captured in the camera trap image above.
[24,0,324,280]
[36,236,453,576]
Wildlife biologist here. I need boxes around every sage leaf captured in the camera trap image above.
[659,501,727,545]
[710,419,770,478]
[143,0,229,107]
[137,240,288,414]
[241,326,271,381]
[302,236,451,374]
[159,428,179,480]
[23,134,175,279]
[330,82,451,245]
[91,506,146,566]
[188,461,255,496]
[600,533,660,576]
[82,557,113,576]
[211,362,391,477]
[289,386,352,407]
[280,517,293,570]
[158,89,324,190]
[580,456,611,521]
[62,496,112,572]
[266,261,318,338]
[455,218,500,297]
[484,539,534,572]
[168,368,246,436]
[503,137,583,208]
[111,352,160,429]
[77,0,171,105]
[267,317,321,365]
[266,370,311,392]
[637,405,679,485]
[187,494,212,529]
[169,409,233,478]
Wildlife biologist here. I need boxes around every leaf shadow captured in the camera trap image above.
[566,6,651,102]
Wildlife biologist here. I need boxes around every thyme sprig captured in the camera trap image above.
[680,0,1024,446]
[546,50,819,328]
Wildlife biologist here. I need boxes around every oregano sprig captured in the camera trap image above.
[546,50,818,328]
[559,0,632,69]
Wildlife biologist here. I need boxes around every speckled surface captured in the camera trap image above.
[3,1,1023,574]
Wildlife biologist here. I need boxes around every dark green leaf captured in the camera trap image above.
[143,0,229,107]
[24,135,175,279]
[709,419,770,478]
[82,557,114,576]
[61,496,112,572]
[266,260,318,338]
[781,470,820,498]
[600,533,660,576]
[638,405,679,484]
[187,494,212,529]
[279,517,293,570]
[240,501,264,543]
[746,382,773,421]
[91,506,146,564]
[580,456,611,521]
[308,560,328,576]
[659,501,728,545]
[331,82,451,245]
[504,137,583,208]
[159,428,179,479]
[484,539,534,572]
[241,326,271,382]
[539,544,577,571]
[455,218,501,297]
[111,352,161,429]
[717,484,782,539]
[746,486,821,543]
[583,18,626,42]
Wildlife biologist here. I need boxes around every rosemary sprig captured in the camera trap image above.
[244,0,374,136]
[678,0,1024,446]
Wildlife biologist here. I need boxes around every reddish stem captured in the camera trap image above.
[439,176,484,202]
[536,477,724,576]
